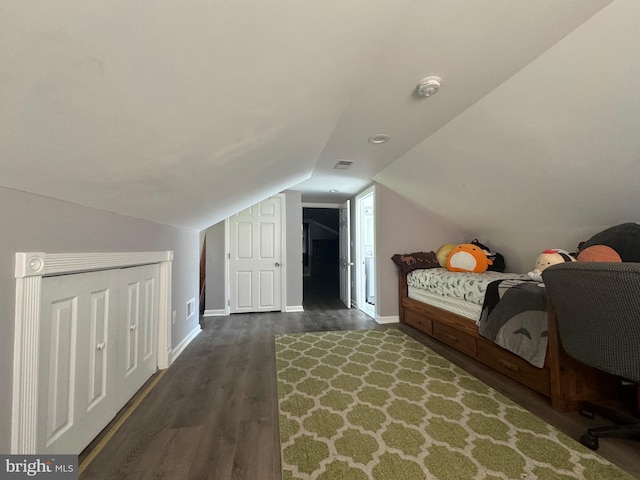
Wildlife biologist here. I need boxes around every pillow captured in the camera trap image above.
[578,222,640,262]
[391,251,440,274]
[576,245,622,262]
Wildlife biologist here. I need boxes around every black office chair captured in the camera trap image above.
[542,262,640,450]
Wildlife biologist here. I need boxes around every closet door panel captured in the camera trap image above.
[117,264,159,408]
[141,273,156,363]
[87,288,112,410]
[44,296,77,446]
[81,283,120,449]
[123,277,140,377]
[39,269,119,454]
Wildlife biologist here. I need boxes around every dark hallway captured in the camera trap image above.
[302,207,341,310]
[302,274,342,311]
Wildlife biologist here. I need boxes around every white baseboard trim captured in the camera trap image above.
[375,314,399,325]
[284,305,304,313]
[170,325,202,364]
[203,309,227,317]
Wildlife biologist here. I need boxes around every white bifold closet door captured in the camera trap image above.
[118,265,159,407]
[38,264,159,454]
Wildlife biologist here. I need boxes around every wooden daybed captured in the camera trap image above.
[398,271,615,412]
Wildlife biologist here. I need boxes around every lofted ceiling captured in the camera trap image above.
[3,0,636,233]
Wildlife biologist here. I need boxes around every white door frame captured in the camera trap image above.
[225,194,287,313]
[12,250,172,454]
[355,186,376,318]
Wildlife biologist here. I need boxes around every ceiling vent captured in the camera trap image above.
[334,160,354,170]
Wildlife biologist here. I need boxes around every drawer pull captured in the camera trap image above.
[499,359,520,372]
[442,333,459,343]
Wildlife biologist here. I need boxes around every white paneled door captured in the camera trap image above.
[229,196,283,313]
[38,265,159,454]
[339,200,352,308]
[356,186,375,318]
[39,269,118,454]
[118,264,159,406]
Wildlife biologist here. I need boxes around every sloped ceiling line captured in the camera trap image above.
[2,0,625,234]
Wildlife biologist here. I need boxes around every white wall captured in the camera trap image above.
[0,186,199,453]
[374,184,464,319]
[284,190,303,309]
[204,221,226,311]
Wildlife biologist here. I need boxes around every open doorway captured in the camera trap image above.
[302,207,340,305]
[356,186,375,318]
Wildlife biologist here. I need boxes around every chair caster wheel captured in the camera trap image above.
[580,434,599,450]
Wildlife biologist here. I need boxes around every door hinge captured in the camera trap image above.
[228,252,231,259]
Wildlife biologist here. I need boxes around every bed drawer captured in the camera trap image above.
[432,321,476,357]
[404,309,433,334]
[477,340,550,396]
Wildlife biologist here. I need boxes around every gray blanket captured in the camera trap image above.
[478,279,548,368]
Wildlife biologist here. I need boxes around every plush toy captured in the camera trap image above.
[577,245,622,263]
[527,249,576,282]
[471,238,506,272]
[446,243,493,273]
[436,243,458,268]
[577,222,640,262]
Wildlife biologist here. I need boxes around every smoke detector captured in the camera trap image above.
[416,76,441,97]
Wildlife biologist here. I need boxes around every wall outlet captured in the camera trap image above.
[172,310,177,325]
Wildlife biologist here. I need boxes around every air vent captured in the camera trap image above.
[186,298,196,319]
[334,160,354,170]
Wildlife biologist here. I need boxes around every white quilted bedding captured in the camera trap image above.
[406,268,529,306]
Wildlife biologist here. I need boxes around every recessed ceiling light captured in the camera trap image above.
[368,134,390,144]
[329,189,339,193]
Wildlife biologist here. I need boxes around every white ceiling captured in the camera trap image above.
[4,0,636,233]
[375,0,640,235]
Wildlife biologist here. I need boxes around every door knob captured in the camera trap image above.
[275,262,280,267]
[96,342,105,351]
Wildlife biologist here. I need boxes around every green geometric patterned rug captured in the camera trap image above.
[275,329,634,480]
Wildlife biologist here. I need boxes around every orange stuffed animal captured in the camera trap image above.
[446,243,493,273]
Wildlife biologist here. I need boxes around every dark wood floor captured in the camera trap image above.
[80,276,640,479]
